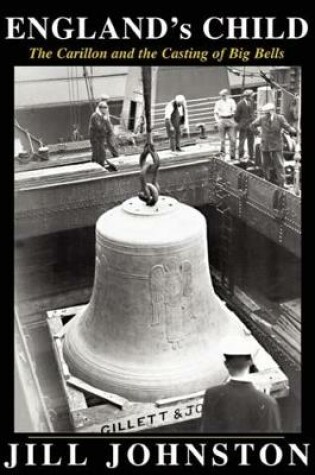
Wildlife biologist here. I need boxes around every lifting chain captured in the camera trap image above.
[138,67,160,206]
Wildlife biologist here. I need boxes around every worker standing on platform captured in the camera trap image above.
[89,100,119,171]
[234,89,255,161]
[71,123,83,142]
[251,103,296,187]
[164,95,189,152]
[287,96,299,130]
[214,89,236,160]
[134,114,146,135]
[200,337,282,433]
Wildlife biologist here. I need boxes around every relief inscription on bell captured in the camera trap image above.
[150,259,196,350]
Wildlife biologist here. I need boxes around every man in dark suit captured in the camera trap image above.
[200,336,282,433]
[164,95,189,152]
[234,89,255,161]
[251,102,296,187]
[89,100,119,171]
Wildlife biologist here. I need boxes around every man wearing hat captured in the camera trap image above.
[88,100,119,171]
[234,89,255,161]
[251,102,296,187]
[164,95,189,152]
[200,336,282,433]
[214,89,237,160]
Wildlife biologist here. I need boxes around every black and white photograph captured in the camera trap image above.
[14,65,301,435]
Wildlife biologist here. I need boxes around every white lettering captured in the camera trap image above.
[266,17,285,39]
[203,18,224,39]
[105,444,121,469]
[51,18,74,40]
[43,444,62,466]
[25,444,36,466]
[5,17,25,39]
[226,17,250,39]
[128,444,150,466]
[157,444,179,466]
[68,444,87,466]
[260,444,283,466]
[185,443,206,466]
[77,17,96,39]
[235,444,255,466]
[99,19,119,39]
[147,17,168,39]
[288,17,308,39]
[289,443,309,466]
[3,444,18,469]
[252,17,263,39]
[122,17,143,39]
[28,17,48,39]
[212,443,228,466]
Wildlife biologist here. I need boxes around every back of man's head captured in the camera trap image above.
[224,355,252,376]
[222,336,253,376]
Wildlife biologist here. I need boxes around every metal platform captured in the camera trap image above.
[15,146,301,258]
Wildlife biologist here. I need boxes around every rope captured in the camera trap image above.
[89,66,96,105]
[74,66,81,129]
[259,70,299,99]
[138,67,160,206]
[67,67,75,138]
[71,68,78,127]
[83,67,95,114]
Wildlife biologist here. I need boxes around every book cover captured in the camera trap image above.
[1,6,313,474]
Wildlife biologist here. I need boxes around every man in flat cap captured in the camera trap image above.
[251,102,296,187]
[234,89,255,161]
[89,100,119,171]
[200,336,282,433]
[164,94,189,152]
[214,89,237,160]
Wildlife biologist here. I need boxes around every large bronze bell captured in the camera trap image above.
[63,196,248,402]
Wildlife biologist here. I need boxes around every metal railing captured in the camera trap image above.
[150,91,285,136]
[152,93,247,136]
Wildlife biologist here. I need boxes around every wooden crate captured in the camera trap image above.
[47,305,289,433]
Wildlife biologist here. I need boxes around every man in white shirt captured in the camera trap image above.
[214,89,237,160]
[164,95,189,152]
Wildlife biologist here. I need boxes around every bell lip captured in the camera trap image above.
[63,330,226,402]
